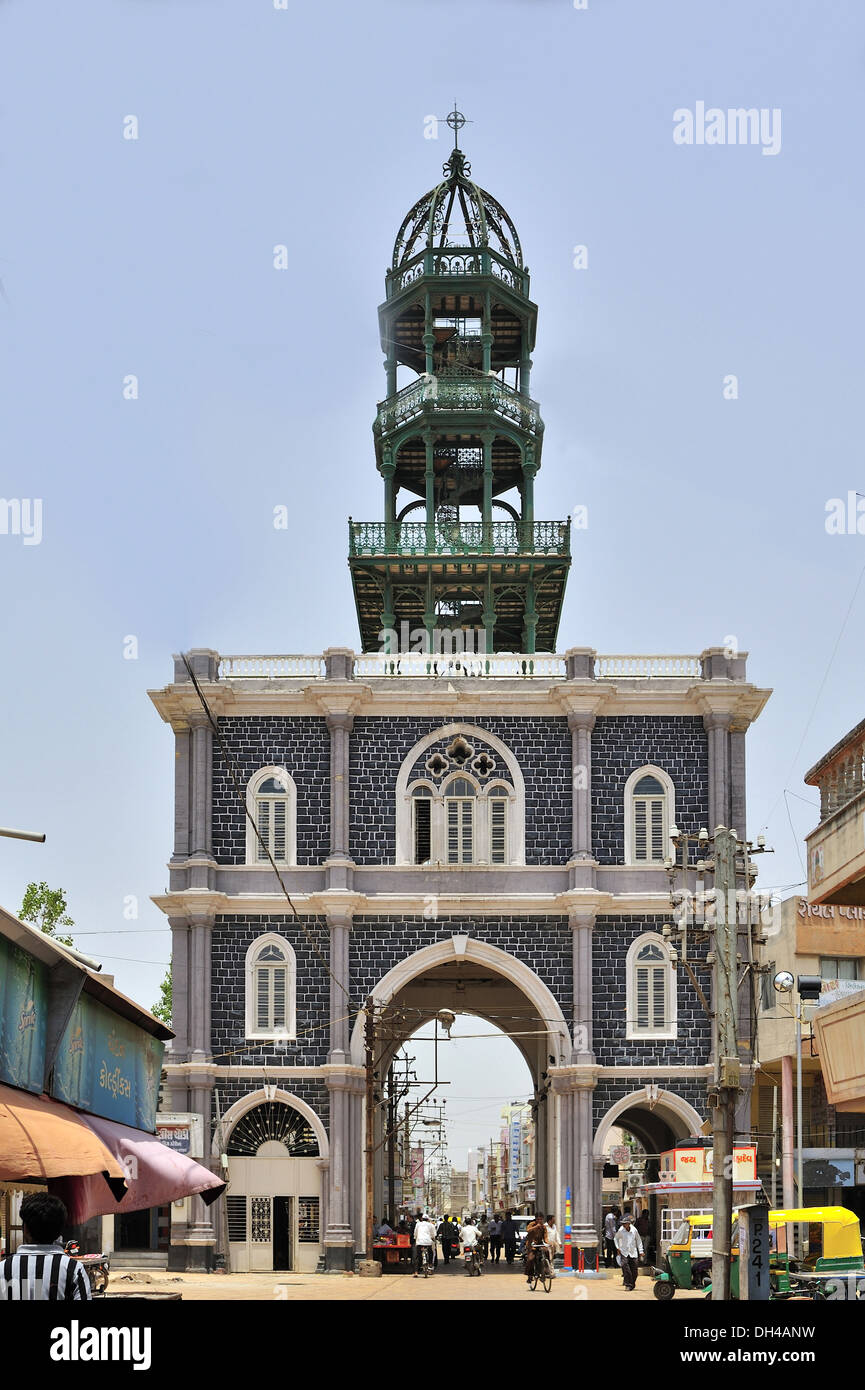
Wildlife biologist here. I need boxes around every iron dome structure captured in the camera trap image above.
[349,110,570,654]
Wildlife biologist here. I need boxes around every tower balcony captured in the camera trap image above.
[348,518,570,559]
[375,368,542,442]
[386,245,530,300]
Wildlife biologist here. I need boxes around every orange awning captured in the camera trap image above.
[0,1084,127,1198]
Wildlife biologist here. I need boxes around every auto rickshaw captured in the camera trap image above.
[652,1215,715,1299]
[705,1207,864,1299]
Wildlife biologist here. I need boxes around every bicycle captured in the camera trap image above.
[529,1242,553,1294]
[417,1246,434,1278]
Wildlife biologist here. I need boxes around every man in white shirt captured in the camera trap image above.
[412,1214,437,1276]
[603,1207,618,1268]
[614,1213,644,1290]
[460,1220,480,1250]
[544,1215,560,1263]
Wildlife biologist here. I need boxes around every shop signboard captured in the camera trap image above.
[659,1144,756,1184]
[0,937,48,1094]
[52,993,164,1131]
[156,1113,203,1157]
[510,1116,521,1191]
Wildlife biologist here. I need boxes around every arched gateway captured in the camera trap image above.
[151,118,769,1274]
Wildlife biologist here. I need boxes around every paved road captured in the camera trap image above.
[111,1263,707,1302]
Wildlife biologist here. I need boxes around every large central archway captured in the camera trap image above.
[350,936,571,1228]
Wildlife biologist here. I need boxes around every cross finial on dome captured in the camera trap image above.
[446,104,471,150]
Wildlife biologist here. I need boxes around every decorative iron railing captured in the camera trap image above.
[376,368,542,437]
[594,655,702,679]
[348,519,570,557]
[387,245,527,297]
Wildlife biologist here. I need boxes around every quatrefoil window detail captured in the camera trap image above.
[472,752,496,778]
[425,752,450,778]
[446,735,474,766]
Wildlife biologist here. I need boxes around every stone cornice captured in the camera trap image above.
[152,886,675,919]
[149,677,772,724]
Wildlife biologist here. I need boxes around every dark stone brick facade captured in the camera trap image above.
[592,914,711,1067]
[211,717,330,865]
[349,715,571,864]
[591,716,709,864]
[350,914,573,1027]
[211,914,331,1067]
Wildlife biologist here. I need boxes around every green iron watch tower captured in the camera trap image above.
[349,110,570,654]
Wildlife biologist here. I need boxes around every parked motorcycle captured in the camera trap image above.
[64,1240,110,1296]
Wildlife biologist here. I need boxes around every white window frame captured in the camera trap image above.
[625,931,677,1041]
[623,765,676,866]
[395,724,525,865]
[244,933,297,1041]
[245,765,297,867]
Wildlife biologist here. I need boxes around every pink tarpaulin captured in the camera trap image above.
[48,1112,225,1224]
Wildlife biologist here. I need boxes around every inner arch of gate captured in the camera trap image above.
[350,936,571,1220]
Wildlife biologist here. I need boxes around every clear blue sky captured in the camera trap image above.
[1,2,863,1145]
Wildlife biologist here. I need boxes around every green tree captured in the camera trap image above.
[152,965,172,1025]
[20,881,75,948]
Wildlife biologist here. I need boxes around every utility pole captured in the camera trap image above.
[364,997,375,1259]
[386,1063,396,1222]
[711,825,738,1302]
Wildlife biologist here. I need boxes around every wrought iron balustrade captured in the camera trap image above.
[376,369,542,437]
[348,518,570,558]
[387,245,528,297]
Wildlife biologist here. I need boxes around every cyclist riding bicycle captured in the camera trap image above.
[523,1214,549,1285]
[413,1214,437,1277]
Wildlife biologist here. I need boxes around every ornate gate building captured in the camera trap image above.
[150,122,770,1272]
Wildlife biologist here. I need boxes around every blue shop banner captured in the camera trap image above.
[0,937,47,1094]
[52,993,163,1131]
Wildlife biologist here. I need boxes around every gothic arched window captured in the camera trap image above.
[626,933,677,1040]
[244,935,297,1040]
[624,766,675,866]
[245,766,297,866]
[395,725,526,866]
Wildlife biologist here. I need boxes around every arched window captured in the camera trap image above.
[626,933,677,1040]
[245,766,297,866]
[395,725,526,866]
[624,766,675,866]
[244,934,297,1040]
[226,1101,319,1157]
[445,776,476,864]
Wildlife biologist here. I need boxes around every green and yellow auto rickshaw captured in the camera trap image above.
[702,1207,864,1300]
[652,1215,715,1299]
[759,1207,865,1299]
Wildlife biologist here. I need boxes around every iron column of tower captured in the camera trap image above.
[349,112,571,657]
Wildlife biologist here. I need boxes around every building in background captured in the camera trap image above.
[754,715,865,1222]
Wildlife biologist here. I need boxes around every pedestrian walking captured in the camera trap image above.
[614,1212,643,1290]
[488,1215,502,1264]
[477,1213,490,1262]
[0,1194,91,1301]
[603,1206,619,1269]
[544,1214,560,1263]
[437,1215,457,1265]
[501,1211,517,1265]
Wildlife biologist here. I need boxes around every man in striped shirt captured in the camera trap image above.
[1,1194,91,1300]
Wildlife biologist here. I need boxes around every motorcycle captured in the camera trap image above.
[64,1240,110,1296]
[464,1244,483,1276]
